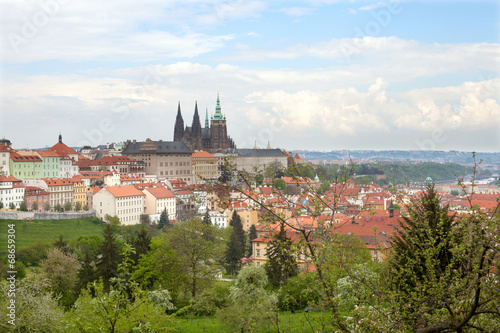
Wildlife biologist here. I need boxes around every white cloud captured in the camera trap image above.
[359,2,387,11]
[279,7,315,17]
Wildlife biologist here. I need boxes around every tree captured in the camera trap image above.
[273,178,286,191]
[76,246,97,293]
[255,173,264,186]
[104,214,120,226]
[247,224,258,257]
[19,201,27,211]
[40,248,81,297]
[225,211,246,275]
[31,201,38,211]
[202,210,211,225]
[158,208,169,230]
[387,183,500,332]
[83,204,88,211]
[133,235,184,299]
[74,201,82,211]
[166,218,224,298]
[54,234,72,254]
[0,201,3,209]
[265,223,298,287]
[0,278,65,332]
[55,203,62,212]
[67,245,175,333]
[96,224,120,291]
[217,265,278,332]
[64,201,72,212]
[131,228,152,265]
[140,214,151,225]
[44,202,51,212]
[9,202,15,210]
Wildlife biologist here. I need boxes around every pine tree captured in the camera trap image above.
[265,223,298,287]
[202,210,211,225]
[131,228,151,265]
[225,211,247,275]
[76,246,96,293]
[247,224,258,257]
[96,224,120,291]
[53,234,72,254]
[158,208,169,230]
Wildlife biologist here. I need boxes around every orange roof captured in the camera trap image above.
[105,185,145,198]
[36,150,60,157]
[50,142,77,157]
[144,186,176,199]
[192,151,216,159]
[0,144,10,152]
[43,178,74,186]
[10,151,42,162]
[0,176,21,183]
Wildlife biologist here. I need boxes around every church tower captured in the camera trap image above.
[210,93,234,150]
[191,101,203,150]
[173,102,184,142]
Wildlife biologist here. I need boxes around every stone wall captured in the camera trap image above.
[0,210,97,220]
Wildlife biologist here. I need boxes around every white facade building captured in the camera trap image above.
[93,185,145,225]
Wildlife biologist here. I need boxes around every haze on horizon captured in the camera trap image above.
[0,0,499,152]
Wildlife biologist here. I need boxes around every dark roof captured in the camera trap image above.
[234,148,285,157]
[122,140,193,154]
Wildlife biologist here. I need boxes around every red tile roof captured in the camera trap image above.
[105,185,145,198]
[50,142,77,156]
[43,178,74,186]
[36,150,60,157]
[10,151,42,162]
[144,186,176,199]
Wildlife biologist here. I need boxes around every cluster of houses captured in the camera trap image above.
[1,135,499,268]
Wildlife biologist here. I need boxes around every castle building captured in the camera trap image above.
[174,93,235,151]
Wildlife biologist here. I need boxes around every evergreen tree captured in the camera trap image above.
[247,224,258,257]
[202,210,211,225]
[224,211,247,275]
[158,208,169,230]
[96,224,120,291]
[76,246,96,294]
[265,223,298,287]
[131,228,151,265]
[53,234,72,254]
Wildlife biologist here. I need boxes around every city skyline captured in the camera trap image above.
[1,0,499,152]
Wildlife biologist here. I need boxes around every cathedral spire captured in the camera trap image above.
[205,107,209,129]
[191,101,202,148]
[174,102,184,141]
[212,92,225,121]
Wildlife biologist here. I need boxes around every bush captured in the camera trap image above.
[278,272,321,310]
[17,241,51,266]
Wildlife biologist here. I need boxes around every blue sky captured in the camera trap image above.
[0,0,499,152]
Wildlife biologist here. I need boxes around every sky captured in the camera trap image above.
[0,0,499,152]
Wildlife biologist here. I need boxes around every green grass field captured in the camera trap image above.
[0,218,161,255]
[174,310,335,332]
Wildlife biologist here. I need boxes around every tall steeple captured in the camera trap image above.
[174,102,184,142]
[212,92,225,121]
[205,107,209,129]
[191,101,202,149]
[58,132,62,143]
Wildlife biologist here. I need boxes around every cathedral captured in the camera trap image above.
[173,93,236,151]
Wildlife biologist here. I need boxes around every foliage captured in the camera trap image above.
[40,248,81,296]
[76,246,97,294]
[96,224,120,291]
[0,258,26,280]
[158,208,169,230]
[9,202,15,210]
[0,201,3,209]
[130,228,152,265]
[273,178,286,191]
[53,234,72,254]
[165,218,224,298]
[31,201,38,211]
[265,223,298,287]
[248,224,258,257]
[278,271,321,310]
[74,201,82,212]
[255,173,264,185]
[133,235,185,303]
[224,211,246,275]
[16,240,51,266]
[19,201,27,211]
[192,287,227,317]
[0,277,65,333]
[55,203,62,212]
[104,214,120,226]
[44,202,51,211]
[66,245,175,333]
[82,204,88,211]
[375,162,471,185]
[140,213,151,225]
[217,265,278,332]
[387,183,500,332]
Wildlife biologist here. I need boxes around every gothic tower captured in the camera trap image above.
[173,102,184,142]
[210,93,234,150]
[191,101,203,150]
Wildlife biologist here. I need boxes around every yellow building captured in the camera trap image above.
[70,177,87,211]
[192,150,218,184]
[226,208,259,232]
